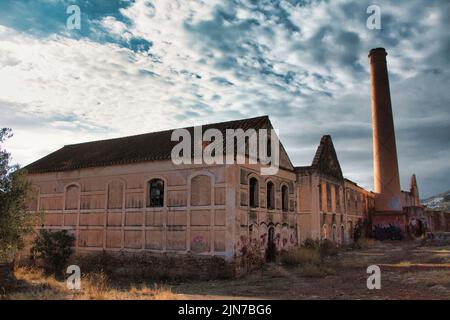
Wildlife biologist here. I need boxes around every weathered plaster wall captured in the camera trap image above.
[236,165,298,258]
[26,161,236,260]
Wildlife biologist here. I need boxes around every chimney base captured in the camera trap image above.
[371,211,407,240]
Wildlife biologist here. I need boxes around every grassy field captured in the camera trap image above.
[2,241,449,300]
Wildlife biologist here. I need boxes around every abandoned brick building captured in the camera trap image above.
[24,48,432,263]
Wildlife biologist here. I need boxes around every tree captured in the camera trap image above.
[0,128,33,263]
[31,229,75,277]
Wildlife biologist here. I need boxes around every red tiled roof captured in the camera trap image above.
[25,115,272,174]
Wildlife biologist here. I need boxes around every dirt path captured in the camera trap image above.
[171,242,450,300]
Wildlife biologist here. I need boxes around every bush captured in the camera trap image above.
[0,128,34,263]
[280,247,321,267]
[373,225,403,240]
[319,239,338,257]
[303,238,319,249]
[353,220,370,242]
[298,263,336,278]
[352,237,376,249]
[31,229,75,277]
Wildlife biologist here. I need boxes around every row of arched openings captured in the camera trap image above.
[63,175,213,210]
[249,177,289,211]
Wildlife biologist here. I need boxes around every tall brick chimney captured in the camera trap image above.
[369,48,406,232]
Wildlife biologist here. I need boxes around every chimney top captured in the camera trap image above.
[368,47,387,58]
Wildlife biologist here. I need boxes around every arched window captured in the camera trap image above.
[191,175,211,206]
[319,183,323,211]
[335,186,341,212]
[281,185,288,212]
[332,224,337,242]
[267,181,274,210]
[267,138,272,158]
[107,180,124,209]
[326,182,332,212]
[148,179,164,207]
[348,221,354,240]
[322,224,328,240]
[249,177,259,208]
[65,184,79,210]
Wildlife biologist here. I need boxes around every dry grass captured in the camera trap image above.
[280,247,338,278]
[401,270,450,288]
[297,263,336,278]
[353,238,377,249]
[4,243,450,300]
[2,267,183,300]
[280,248,321,266]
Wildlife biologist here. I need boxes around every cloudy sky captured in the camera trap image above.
[0,0,448,198]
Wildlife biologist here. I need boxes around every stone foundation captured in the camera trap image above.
[67,251,236,281]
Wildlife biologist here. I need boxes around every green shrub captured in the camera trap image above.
[31,229,75,276]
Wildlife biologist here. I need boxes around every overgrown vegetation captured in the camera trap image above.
[0,128,33,263]
[1,267,179,300]
[351,237,376,249]
[31,229,75,277]
[373,225,403,240]
[280,239,339,277]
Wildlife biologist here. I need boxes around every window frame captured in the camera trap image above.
[147,178,165,208]
[281,184,289,212]
[266,180,275,210]
[249,176,259,208]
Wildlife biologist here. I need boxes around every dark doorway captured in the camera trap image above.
[266,226,276,262]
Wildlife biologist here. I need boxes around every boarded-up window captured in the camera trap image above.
[191,175,211,206]
[65,185,79,210]
[108,180,124,209]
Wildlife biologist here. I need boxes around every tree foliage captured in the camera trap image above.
[0,128,33,262]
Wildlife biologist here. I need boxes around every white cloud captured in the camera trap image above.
[0,0,449,197]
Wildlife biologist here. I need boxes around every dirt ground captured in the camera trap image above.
[3,241,450,300]
[174,241,450,300]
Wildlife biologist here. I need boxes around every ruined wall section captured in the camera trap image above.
[236,165,298,258]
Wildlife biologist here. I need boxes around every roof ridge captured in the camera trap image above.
[64,115,270,147]
[25,115,272,174]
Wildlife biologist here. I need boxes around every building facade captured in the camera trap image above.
[25,115,424,264]
[23,48,433,265]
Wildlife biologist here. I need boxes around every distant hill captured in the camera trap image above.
[422,189,450,211]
